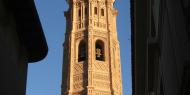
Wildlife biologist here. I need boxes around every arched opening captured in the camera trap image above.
[95,40,105,61]
[78,40,86,62]
[101,8,104,16]
[94,7,97,15]
[85,7,87,16]
[78,9,81,17]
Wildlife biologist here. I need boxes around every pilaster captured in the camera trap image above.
[68,32,75,93]
[87,28,94,95]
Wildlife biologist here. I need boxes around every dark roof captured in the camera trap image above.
[4,0,48,63]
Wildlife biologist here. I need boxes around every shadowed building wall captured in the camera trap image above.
[0,0,48,95]
[131,0,190,95]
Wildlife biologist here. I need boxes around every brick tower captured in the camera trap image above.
[61,0,122,94]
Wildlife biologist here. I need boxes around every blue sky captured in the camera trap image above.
[26,0,131,95]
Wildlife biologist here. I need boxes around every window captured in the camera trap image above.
[78,40,86,62]
[101,9,104,16]
[85,7,87,15]
[95,40,105,61]
[78,9,81,17]
[94,7,97,15]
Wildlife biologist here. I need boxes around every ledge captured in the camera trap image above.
[4,0,48,63]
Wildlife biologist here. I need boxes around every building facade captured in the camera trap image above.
[61,0,122,95]
[131,0,190,95]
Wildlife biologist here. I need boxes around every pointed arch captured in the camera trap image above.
[94,7,98,15]
[78,40,86,62]
[101,8,104,16]
[95,40,105,61]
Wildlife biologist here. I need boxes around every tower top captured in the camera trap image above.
[66,0,116,4]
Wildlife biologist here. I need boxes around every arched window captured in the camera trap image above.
[94,7,97,15]
[78,40,86,62]
[95,40,105,61]
[101,8,104,16]
[85,7,87,15]
[78,9,81,17]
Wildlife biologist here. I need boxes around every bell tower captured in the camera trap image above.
[61,0,122,94]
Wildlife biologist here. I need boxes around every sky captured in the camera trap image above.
[26,0,131,95]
